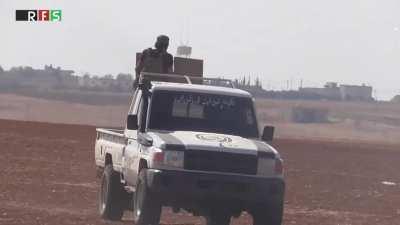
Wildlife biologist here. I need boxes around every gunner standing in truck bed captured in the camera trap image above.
[134,35,174,87]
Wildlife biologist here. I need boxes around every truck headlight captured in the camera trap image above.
[153,151,184,168]
[274,158,284,175]
[257,157,284,177]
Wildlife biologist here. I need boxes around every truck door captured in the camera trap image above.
[123,90,142,186]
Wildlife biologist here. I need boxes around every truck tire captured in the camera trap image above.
[251,201,284,225]
[98,165,125,221]
[133,169,162,225]
[205,213,231,225]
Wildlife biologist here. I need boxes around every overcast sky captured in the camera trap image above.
[1,0,400,100]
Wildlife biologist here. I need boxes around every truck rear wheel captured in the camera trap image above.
[133,169,162,225]
[98,165,125,221]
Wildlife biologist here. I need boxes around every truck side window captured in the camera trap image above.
[137,99,143,129]
[128,90,137,115]
[137,95,148,132]
[131,90,142,115]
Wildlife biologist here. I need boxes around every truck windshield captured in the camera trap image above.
[148,90,259,138]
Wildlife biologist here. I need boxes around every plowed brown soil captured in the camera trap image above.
[0,119,399,225]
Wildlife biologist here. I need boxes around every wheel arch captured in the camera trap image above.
[138,158,148,172]
[105,153,113,166]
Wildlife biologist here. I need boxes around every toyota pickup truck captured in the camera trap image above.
[94,73,285,225]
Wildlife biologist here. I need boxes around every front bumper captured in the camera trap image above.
[145,169,285,206]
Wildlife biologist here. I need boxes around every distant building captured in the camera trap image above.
[391,95,400,103]
[299,82,341,100]
[44,64,74,77]
[339,84,373,101]
[299,82,373,101]
[176,45,192,58]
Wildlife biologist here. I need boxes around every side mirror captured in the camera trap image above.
[127,114,138,130]
[138,133,153,146]
[261,126,275,142]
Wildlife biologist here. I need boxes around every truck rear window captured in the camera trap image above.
[148,90,259,138]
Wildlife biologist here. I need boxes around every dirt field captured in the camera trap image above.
[1,119,399,225]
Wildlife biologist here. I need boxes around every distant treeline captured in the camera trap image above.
[0,65,133,93]
[0,65,133,105]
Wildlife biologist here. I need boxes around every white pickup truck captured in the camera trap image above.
[94,73,285,225]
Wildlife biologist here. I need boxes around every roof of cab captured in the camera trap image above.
[150,81,252,98]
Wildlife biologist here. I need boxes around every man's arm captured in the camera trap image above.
[166,53,173,73]
[135,49,148,79]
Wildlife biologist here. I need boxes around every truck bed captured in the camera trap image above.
[95,128,126,172]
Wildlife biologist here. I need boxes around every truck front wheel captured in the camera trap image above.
[98,165,125,221]
[133,169,162,225]
[251,201,284,225]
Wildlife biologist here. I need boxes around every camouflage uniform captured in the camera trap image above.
[134,35,173,88]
